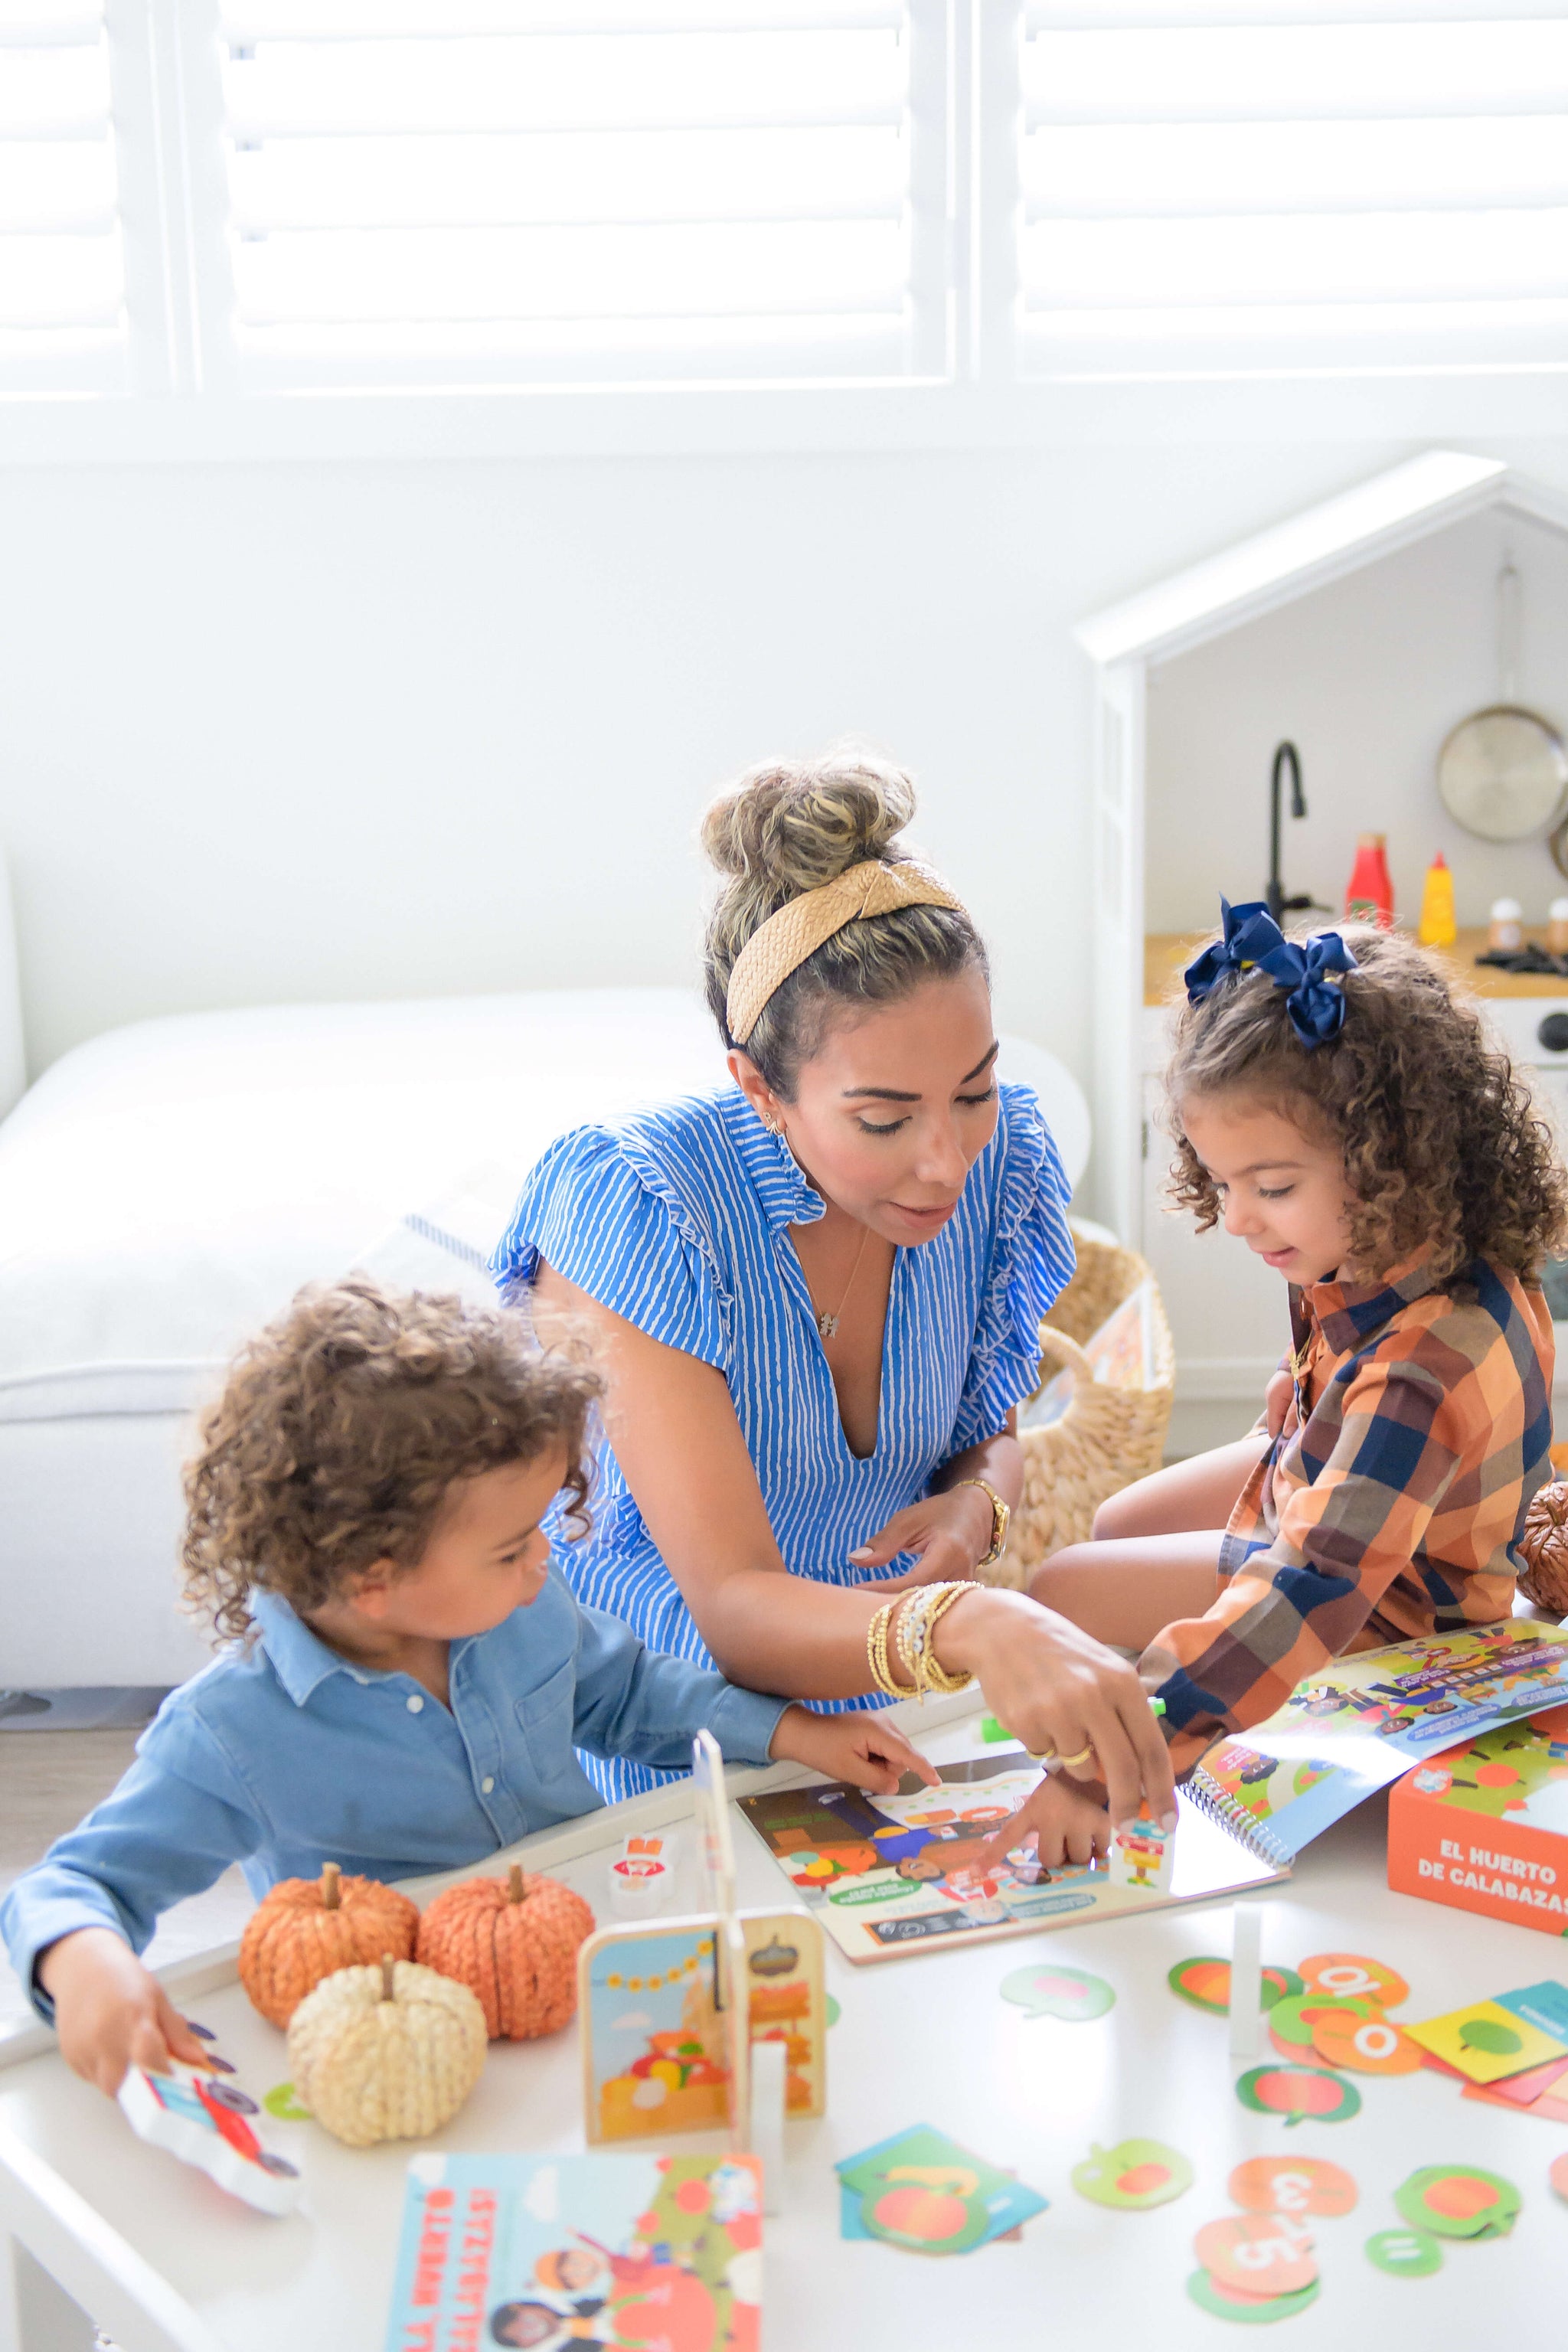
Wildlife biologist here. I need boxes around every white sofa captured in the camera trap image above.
[0,961,1089,1690]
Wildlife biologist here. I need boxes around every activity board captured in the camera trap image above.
[118,2058,302,2216]
[737,1734,1282,1965]
[577,1906,826,2145]
[1191,1623,1568,1865]
[384,2149,763,2352]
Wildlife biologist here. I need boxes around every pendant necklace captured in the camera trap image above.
[815,1223,872,1342]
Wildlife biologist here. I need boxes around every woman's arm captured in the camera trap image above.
[534,1263,1176,1830]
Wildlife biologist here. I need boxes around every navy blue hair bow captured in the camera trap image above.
[1184,898,1356,1047]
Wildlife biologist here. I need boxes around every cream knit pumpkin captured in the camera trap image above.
[286,1957,487,2147]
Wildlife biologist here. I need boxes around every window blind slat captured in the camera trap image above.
[232,220,908,323]
[1022,21,1568,122]
[223,2,901,34]
[1023,116,1568,215]
[224,32,905,139]
[229,127,905,231]
[1024,207,1568,309]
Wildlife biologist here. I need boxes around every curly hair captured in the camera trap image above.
[181,1278,601,1645]
[1164,923,1568,1286]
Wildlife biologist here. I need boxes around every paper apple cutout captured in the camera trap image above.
[1071,2137,1194,2210]
[1393,2165,1521,2240]
[1235,2063,1362,2125]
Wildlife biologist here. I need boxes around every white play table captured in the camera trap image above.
[2,1691,1566,2351]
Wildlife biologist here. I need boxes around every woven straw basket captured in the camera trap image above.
[981,1223,1176,1588]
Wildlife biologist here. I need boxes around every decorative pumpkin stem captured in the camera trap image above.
[380,1953,396,2001]
[508,1865,526,1906]
[321,1861,341,1911]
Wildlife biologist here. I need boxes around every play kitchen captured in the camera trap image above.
[1076,454,1568,1455]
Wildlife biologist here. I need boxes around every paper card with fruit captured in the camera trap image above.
[578,1909,828,2145]
[737,1728,1284,1965]
[835,2124,1047,2253]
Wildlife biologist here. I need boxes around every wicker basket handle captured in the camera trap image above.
[1033,1323,1096,1401]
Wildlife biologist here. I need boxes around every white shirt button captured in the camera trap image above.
[405,1693,424,1713]
[481,1776,495,1795]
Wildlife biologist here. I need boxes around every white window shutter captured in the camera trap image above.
[214,2,949,390]
[1019,1,1568,381]
[0,1,127,394]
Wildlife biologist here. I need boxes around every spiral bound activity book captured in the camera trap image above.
[1190,1622,1568,1867]
[739,1624,1568,1963]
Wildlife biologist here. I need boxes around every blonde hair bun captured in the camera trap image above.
[701,746,916,900]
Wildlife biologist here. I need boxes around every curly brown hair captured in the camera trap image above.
[1164,923,1568,1286]
[181,1278,601,1645]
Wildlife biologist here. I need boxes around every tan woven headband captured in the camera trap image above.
[726,858,967,1046]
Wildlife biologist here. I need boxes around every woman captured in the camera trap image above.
[493,750,1174,1835]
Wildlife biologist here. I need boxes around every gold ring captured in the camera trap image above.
[1057,1743,1095,1769]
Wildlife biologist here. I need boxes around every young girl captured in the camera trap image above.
[1029,899,1568,1779]
[1,1279,933,2097]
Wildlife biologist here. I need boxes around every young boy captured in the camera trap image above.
[2,1279,932,2097]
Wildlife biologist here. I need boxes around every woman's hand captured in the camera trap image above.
[936,1588,1178,1835]
[848,1486,995,1591]
[38,1926,214,2098]
[769,1705,939,1798]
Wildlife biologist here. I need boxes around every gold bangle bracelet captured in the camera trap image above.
[867,1599,915,1700]
[894,1581,969,1700]
[910,1581,974,1697]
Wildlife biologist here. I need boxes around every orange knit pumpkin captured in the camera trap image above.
[416,1864,594,2040]
[239,1861,420,2029]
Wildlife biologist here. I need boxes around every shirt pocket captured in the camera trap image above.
[514,1659,580,1788]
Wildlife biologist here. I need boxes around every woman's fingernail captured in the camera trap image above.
[1161,1811,1178,1834]
[848,1548,871,1562]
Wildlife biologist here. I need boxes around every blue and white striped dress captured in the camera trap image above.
[492,1080,1075,1799]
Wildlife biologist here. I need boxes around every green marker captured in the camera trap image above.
[982,1694,1165,1746]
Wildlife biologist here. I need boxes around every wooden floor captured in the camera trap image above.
[0,1727,251,2039]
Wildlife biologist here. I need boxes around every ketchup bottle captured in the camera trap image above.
[1344,834,1394,929]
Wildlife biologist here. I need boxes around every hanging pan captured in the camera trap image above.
[1436,559,1568,852]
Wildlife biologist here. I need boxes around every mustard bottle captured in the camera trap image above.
[1417,851,1456,947]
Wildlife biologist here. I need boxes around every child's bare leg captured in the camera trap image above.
[1092,1433,1267,1541]
[1027,1533,1223,1651]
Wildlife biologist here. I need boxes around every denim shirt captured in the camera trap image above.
[2,1572,787,2021]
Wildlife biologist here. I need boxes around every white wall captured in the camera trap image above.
[5,431,1568,1216]
[1146,499,1568,938]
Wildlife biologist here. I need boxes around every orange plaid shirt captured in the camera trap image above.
[1140,1251,1556,1776]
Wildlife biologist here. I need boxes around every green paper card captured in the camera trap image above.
[835,2125,1047,2254]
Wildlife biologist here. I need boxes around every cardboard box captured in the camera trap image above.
[1387,1702,1568,1934]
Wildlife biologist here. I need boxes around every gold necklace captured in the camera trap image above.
[815,1223,872,1341]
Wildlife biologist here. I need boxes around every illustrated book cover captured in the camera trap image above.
[384,2149,761,2352]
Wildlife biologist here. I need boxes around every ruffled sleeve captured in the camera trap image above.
[492,1121,730,1370]
[951,1083,1076,1448]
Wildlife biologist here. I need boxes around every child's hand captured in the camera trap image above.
[1263,1366,1295,1440]
[38,1927,214,2098]
[769,1705,939,1796]
[970,1773,1112,1873]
